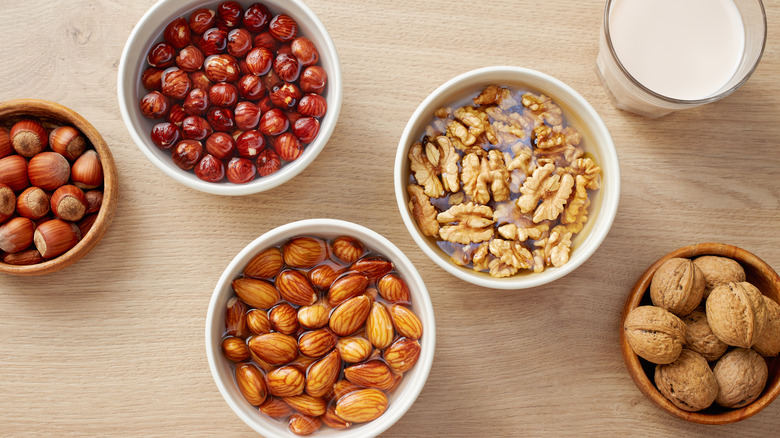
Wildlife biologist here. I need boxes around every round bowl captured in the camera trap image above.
[0,99,118,276]
[621,243,780,424]
[118,0,342,196]
[394,66,620,289]
[205,219,435,437]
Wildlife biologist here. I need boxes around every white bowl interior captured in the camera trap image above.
[394,66,620,290]
[205,219,436,437]
[118,0,343,195]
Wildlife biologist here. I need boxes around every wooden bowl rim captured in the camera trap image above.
[0,99,118,276]
[621,242,780,424]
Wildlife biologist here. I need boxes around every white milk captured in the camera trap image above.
[608,0,745,100]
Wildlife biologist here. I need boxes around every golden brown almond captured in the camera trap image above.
[275,269,317,306]
[232,277,280,309]
[258,396,293,418]
[266,365,305,397]
[336,336,373,364]
[327,273,369,306]
[289,353,316,371]
[308,263,344,290]
[283,236,327,268]
[297,301,330,329]
[2,248,43,265]
[282,394,327,417]
[334,388,388,423]
[322,404,352,429]
[243,247,284,279]
[364,286,379,305]
[332,379,364,401]
[248,332,299,364]
[377,273,411,303]
[386,372,403,393]
[305,350,341,397]
[246,309,272,335]
[390,304,423,340]
[225,297,248,337]
[349,256,393,279]
[288,413,321,436]
[384,337,421,373]
[343,360,395,390]
[329,295,371,336]
[366,302,394,349]
[331,236,364,264]
[235,363,267,406]
[298,328,338,358]
[248,349,276,373]
[269,302,300,335]
[221,336,250,362]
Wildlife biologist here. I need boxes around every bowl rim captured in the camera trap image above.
[620,242,780,424]
[393,65,620,290]
[204,218,436,437]
[117,0,343,196]
[0,98,119,276]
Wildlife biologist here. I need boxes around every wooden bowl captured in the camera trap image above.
[621,243,780,424]
[0,99,118,275]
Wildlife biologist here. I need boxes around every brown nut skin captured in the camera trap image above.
[654,349,718,412]
[693,256,746,299]
[682,308,728,362]
[753,296,780,357]
[623,305,686,364]
[712,348,768,408]
[706,282,768,348]
[650,257,705,317]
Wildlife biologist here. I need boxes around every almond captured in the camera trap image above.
[297,301,329,329]
[332,379,364,401]
[383,337,421,373]
[283,236,327,268]
[377,273,411,303]
[329,295,371,336]
[221,336,250,362]
[336,336,373,364]
[232,277,280,309]
[259,396,293,418]
[366,302,394,349]
[327,273,369,306]
[282,394,327,417]
[308,263,343,289]
[288,413,321,436]
[349,256,393,279]
[248,332,298,364]
[298,328,338,358]
[343,360,395,390]
[364,286,379,305]
[275,269,317,306]
[289,353,316,370]
[390,304,423,340]
[322,404,351,429]
[269,302,300,335]
[266,365,305,397]
[243,247,283,279]
[246,309,272,335]
[305,350,341,397]
[334,388,388,423]
[331,236,364,264]
[235,363,267,406]
[225,297,247,337]
[248,349,275,372]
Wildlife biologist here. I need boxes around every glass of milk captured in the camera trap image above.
[596,0,766,118]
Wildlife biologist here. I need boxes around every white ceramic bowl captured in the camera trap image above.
[394,66,620,290]
[205,219,435,437]
[118,0,342,195]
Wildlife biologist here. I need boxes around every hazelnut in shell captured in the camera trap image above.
[682,308,728,362]
[0,127,12,158]
[0,183,15,223]
[51,185,87,222]
[49,126,87,161]
[28,151,70,191]
[16,186,50,220]
[693,255,746,298]
[650,257,704,317]
[706,281,768,348]
[753,296,780,357]
[10,119,47,157]
[70,150,103,189]
[623,305,686,364]
[84,190,103,215]
[0,155,30,191]
[712,348,768,408]
[33,218,80,259]
[0,216,34,253]
[654,349,718,412]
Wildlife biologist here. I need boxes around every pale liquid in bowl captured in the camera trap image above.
[609,0,745,100]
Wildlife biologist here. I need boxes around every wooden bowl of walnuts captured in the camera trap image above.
[0,99,118,275]
[621,243,780,424]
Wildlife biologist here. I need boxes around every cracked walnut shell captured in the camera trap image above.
[706,281,768,348]
[682,308,728,362]
[654,349,718,412]
[713,348,768,408]
[624,306,687,364]
[650,258,705,317]
[753,296,780,357]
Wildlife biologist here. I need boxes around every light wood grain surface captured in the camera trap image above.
[1,0,779,436]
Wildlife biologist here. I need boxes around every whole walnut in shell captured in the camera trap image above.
[650,258,704,317]
[654,349,718,411]
[624,306,686,364]
[712,348,768,408]
[693,256,746,299]
[706,282,768,348]
[753,296,780,357]
[682,308,728,362]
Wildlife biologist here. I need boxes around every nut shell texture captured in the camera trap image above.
[712,348,768,408]
[706,282,768,348]
[654,349,718,412]
[682,308,728,362]
[693,256,746,299]
[753,296,780,357]
[650,258,705,317]
[624,305,686,364]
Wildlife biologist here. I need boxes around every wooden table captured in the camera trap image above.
[2,0,779,436]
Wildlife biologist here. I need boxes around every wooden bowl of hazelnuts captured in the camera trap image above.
[621,243,780,424]
[0,99,118,275]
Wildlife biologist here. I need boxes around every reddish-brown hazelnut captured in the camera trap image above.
[270,83,301,109]
[0,183,15,223]
[77,213,98,238]
[84,190,103,214]
[226,157,256,184]
[259,109,289,136]
[171,140,204,170]
[207,107,235,132]
[237,74,266,100]
[16,187,50,220]
[150,122,181,150]
[0,127,11,159]
[49,126,87,161]
[273,132,304,162]
[10,119,48,157]
[227,28,253,58]
[269,14,298,42]
[161,67,192,100]
[147,42,176,68]
[166,103,187,127]
[253,32,280,52]
[300,66,327,94]
[194,154,226,182]
[216,1,243,29]
[0,155,30,192]
[284,110,301,125]
[236,130,266,158]
[209,82,239,107]
[243,3,271,33]
[198,27,228,56]
[70,150,103,190]
[50,185,87,222]
[183,88,210,116]
[189,8,217,34]
[175,45,205,72]
[164,16,191,49]
[293,117,320,144]
[190,71,212,91]
[33,218,80,259]
[205,132,236,160]
[139,91,170,119]
[277,43,293,57]
[142,67,164,91]
[204,54,240,83]
[291,37,319,67]
[28,152,70,191]
[245,47,273,76]
[257,95,275,113]
[234,101,261,130]
[0,217,34,254]
[298,94,327,118]
[273,53,301,83]
[182,116,214,140]
[256,148,281,177]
